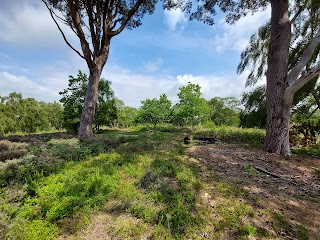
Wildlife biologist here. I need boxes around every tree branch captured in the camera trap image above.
[42,0,85,59]
[287,29,320,86]
[109,0,144,37]
[285,65,320,105]
[100,2,109,54]
[67,0,94,68]
[290,5,304,24]
[85,1,99,54]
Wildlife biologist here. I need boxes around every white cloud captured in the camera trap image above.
[212,8,270,53]
[164,9,188,31]
[176,71,249,100]
[1,57,249,108]
[102,65,249,108]
[0,55,86,102]
[0,72,60,101]
[0,0,77,49]
[142,58,164,73]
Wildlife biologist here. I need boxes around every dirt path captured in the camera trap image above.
[188,143,320,239]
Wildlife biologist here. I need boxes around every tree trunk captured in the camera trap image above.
[78,68,102,138]
[77,34,111,139]
[265,0,292,156]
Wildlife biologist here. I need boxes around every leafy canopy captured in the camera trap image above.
[136,94,173,126]
[174,82,211,126]
[208,97,240,126]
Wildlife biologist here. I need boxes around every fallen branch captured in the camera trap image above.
[254,166,282,178]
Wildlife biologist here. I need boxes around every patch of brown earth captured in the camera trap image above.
[188,143,320,239]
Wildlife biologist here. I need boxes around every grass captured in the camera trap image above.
[291,145,320,157]
[0,125,317,239]
[194,125,266,147]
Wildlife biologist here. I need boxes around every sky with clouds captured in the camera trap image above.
[0,0,270,108]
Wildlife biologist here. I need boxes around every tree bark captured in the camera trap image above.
[78,68,102,138]
[78,33,111,138]
[265,0,292,156]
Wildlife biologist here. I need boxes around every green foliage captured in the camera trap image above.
[237,22,269,87]
[59,71,117,132]
[174,82,211,126]
[114,99,138,128]
[208,97,240,126]
[239,86,267,129]
[136,94,173,126]
[0,135,116,187]
[0,92,63,135]
[1,128,319,239]
[291,146,320,157]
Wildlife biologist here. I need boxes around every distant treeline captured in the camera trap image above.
[0,92,63,135]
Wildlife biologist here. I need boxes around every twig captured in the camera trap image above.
[254,166,282,178]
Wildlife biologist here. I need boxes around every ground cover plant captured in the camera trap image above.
[0,126,319,239]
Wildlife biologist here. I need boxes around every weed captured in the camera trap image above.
[256,227,270,237]
[295,225,309,240]
[0,128,316,239]
[193,126,265,146]
[244,164,258,176]
[237,224,256,237]
[272,212,290,233]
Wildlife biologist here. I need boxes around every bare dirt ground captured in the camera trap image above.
[188,143,320,239]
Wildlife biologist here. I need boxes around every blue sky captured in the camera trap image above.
[0,0,270,108]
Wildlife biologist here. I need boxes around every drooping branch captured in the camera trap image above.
[285,65,320,105]
[42,0,85,59]
[287,29,320,86]
[109,0,144,37]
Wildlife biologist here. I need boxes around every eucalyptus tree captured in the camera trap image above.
[42,0,157,138]
[176,0,320,155]
[236,0,320,155]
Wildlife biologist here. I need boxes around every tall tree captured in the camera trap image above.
[178,0,320,155]
[42,0,157,138]
[236,0,320,155]
[174,83,211,126]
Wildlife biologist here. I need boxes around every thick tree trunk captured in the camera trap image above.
[265,0,292,156]
[78,68,103,138]
[77,36,111,139]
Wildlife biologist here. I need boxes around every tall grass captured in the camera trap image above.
[195,125,265,146]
